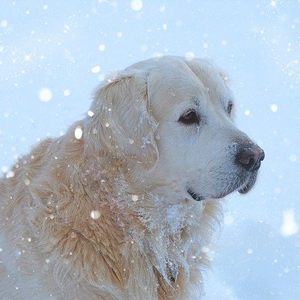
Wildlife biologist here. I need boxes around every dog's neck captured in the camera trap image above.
[77,152,223,298]
[70,148,221,299]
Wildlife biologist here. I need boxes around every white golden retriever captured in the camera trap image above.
[0,56,264,299]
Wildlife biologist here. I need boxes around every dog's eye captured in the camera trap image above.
[227,101,233,114]
[178,110,200,125]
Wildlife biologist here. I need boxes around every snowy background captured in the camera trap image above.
[0,0,300,299]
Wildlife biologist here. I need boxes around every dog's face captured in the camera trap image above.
[85,56,264,202]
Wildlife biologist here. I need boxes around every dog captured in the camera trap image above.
[0,56,264,299]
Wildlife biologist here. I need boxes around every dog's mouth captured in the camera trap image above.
[187,188,205,201]
[237,171,258,194]
[187,171,258,201]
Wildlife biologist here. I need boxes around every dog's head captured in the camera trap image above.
[84,56,264,201]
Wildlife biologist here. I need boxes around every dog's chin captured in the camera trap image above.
[188,171,258,201]
[187,188,231,202]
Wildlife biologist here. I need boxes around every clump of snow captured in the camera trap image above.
[131,195,139,201]
[39,87,52,102]
[90,210,101,220]
[280,209,299,237]
[165,204,185,233]
[141,134,151,148]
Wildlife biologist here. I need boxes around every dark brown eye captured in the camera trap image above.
[178,110,200,125]
[227,101,233,114]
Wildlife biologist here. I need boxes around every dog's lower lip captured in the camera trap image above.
[187,188,205,201]
[238,181,252,194]
[238,171,258,194]
[212,193,227,199]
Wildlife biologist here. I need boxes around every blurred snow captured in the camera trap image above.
[38,87,52,102]
[0,0,299,299]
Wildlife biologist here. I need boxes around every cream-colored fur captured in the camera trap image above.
[0,56,258,299]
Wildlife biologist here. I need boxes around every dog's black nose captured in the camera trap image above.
[237,144,265,171]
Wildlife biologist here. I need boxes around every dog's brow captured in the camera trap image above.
[191,98,200,106]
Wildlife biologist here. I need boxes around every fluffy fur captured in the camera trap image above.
[0,56,261,299]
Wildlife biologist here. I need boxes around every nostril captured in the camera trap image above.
[238,152,256,171]
[237,146,265,171]
[248,157,255,168]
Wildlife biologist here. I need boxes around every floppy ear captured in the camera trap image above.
[84,70,159,170]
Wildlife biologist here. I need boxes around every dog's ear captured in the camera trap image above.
[84,70,159,170]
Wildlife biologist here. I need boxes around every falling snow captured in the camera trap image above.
[131,0,143,11]
[74,126,83,139]
[185,51,195,61]
[289,154,297,162]
[280,210,299,237]
[63,89,70,96]
[38,87,52,102]
[87,110,94,117]
[98,44,105,51]
[0,1,299,299]
[91,65,101,74]
[270,104,278,112]
[0,19,8,28]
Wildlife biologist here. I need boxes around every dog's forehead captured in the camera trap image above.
[145,57,232,118]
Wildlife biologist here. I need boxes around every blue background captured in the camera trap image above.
[1,1,299,299]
